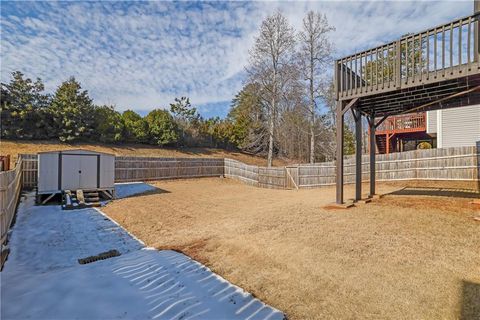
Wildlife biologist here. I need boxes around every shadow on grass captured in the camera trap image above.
[131,187,171,197]
[460,280,480,320]
[114,182,170,199]
[388,187,480,199]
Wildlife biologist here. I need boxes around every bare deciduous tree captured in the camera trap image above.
[322,79,337,128]
[322,78,357,159]
[247,12,296,167]
[298,11,334,163]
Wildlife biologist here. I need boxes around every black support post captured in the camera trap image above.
[336,101,344,204]
[354,109,362,201]
[368,116,376,197]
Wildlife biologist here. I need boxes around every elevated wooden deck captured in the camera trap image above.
[335,13,480,116]
[334,5,480,204]
[375,113,426,135]
[374,113,430,154]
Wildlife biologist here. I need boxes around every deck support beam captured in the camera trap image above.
[386,133,391,154]
[341,98,359,116]
[336,101,344,204]
[400,85,480,115]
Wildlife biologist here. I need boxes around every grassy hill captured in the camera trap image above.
[1,140,290,166]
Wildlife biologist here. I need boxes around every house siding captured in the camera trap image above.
[440,105,480,148]
[426,110,437,133]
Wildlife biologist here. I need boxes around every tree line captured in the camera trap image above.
[1,10,356,164]
[0,71,238,149]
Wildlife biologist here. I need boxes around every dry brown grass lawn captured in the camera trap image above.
[0,139,289,166]
[103,178,480,320]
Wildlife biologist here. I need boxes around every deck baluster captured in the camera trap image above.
[412,35,416,83]
[396,40,401,88]
[434,29,438,76]
[442,25,446,74]
[468,17,472,65]
[450,22,454,72]
[459,19,463,66]
[426,30,430,78]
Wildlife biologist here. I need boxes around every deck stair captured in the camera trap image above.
[63,190,102,210]
[376,135,387,154]
[84,191,100,203]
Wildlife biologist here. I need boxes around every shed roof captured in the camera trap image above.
[37,149,115,157]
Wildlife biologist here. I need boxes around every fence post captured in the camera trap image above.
[176,159,180,179]
[296,166,300,188]
[414,149,419,180]
[222,158,226,177]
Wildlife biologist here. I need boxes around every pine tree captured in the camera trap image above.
[0,71,51,139]
[227,83,265,151]
[50,77,94,142]
[169,97,200,145]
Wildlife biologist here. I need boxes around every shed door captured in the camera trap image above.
[61,155,98,190]
[61,155,80,190]
[79,156,98,189]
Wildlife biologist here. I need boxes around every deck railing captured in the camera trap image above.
[335,13,480,99]
[376,113,426,133]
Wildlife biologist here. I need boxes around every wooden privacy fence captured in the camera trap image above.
[224,158,286,189]
[296,146,479,188]
[1,158,23,266]
[226,146,479,189]
[224,158,259,187]
[14,145,480,190]
[114,157,224,182]
[19,154,37,189]
[17,155,225,184]
[225,159,333,189]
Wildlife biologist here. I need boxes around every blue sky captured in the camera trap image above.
[0,1,474,118]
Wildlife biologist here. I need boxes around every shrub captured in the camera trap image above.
[94,105,124,143]
[145,109,178,146]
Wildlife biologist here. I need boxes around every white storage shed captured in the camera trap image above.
[38,149,115,199]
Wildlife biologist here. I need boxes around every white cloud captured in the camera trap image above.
[0,1,474,115]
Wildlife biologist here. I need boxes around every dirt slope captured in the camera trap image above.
[0,140,288,166]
